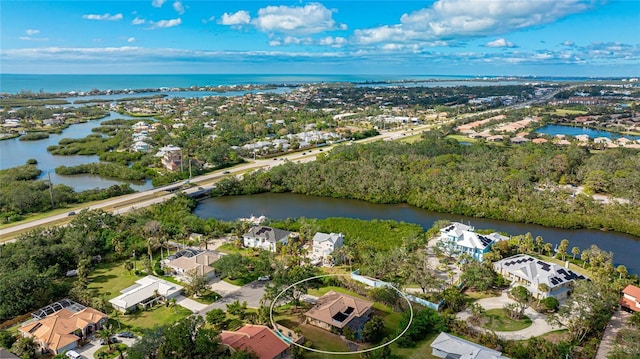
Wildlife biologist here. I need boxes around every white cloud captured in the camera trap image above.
[284,36,313,45]
[152,0,166,8]
[173,1,185,15]
[219,10,251,26]
[562,40,575,47]
[132,17,145,25]
[202,16,215,24]
[25,29,40,35]
[83,13,123,21]
[252,3,343,34]
[19,36,49,42]
[319,36,347,47]
[150,18,182,29]
[355,0,591,44]
[268,40,282,46]
[486,38,515,48]
[127,37,136,43]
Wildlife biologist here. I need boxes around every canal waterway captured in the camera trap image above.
[194,192,640,273]
[534,124,640,140]
[0,111,153,191]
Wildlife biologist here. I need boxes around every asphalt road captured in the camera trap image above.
[199,280,268,316]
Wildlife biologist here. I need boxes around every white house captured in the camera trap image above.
[243,226,293,252]
[165,251,223,281]
[109,275,183,313]
[430,332,509,359]
[437,222,508,261]
[132,140,152,152]
[493,254,587,300]
[620,284,640,313]
[311,232,344,265]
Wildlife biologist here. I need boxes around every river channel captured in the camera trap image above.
[194,192,640,273]
[0,111,153,192]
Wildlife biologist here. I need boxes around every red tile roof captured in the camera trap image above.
[221,325,289,359]
[623,284,640,299]
[620,296,640,312]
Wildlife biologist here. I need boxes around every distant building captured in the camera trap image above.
[437,222,508,261]
[493,254,587,300]
[155,145,182,172]
[220,324,290,359]
[243,226,293,252]
[430,332,509,359]
[620,284,640,313]
[19,301,107,355]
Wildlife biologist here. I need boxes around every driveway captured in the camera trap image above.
[208,278,241,296]
[75,335,137,358]
[595,310,631,359]
[200,280,267,316]
[457,291,563,340]
[175,295,208,313]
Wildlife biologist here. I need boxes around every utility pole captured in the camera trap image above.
[47,171,55,209]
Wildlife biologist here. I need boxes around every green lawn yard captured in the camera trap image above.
[88,261,142,299]
[481,308,532,331]
[120,305,192,328]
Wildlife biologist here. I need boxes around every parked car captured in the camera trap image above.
[65,350,82,359]
[258,275,271,281]
[68,211,76,216]
[117,331,135,338]
[223,170,230,174]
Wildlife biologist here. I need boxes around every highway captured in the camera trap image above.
[0,123,436,242]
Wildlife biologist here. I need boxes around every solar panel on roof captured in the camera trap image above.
[332,312,349,322]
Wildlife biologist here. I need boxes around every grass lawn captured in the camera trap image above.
[193,290,221,304]
[93,343,127,359]
[120,305,192,329]
[276,318,357,358]
[391,332,440,359]
[399,133,424,143]
[445,134,477,143]
[88,261,142,299]
[481,309,532,332]
[464,289,501,304]
[553,109,588,115]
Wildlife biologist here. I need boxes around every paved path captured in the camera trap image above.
[199,280,267,316]
[175,295,208,313]
[457,291,563,340]
[595,310,631,359]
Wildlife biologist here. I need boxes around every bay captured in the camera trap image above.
[195,192,640,274]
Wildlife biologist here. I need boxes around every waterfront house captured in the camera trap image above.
[304,291,373,333]
[243,226,293,252]
[311,232,344,265]
[19,301,107,355]
[430,332,509,359]
[436,222,508,261]
[220,324,290,359]
[620,284,640,312]
[493,254,587,300]
[109,275,183,313]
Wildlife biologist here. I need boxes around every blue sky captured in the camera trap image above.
[1,0,639,76]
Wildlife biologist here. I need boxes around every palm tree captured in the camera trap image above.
[537,283,550,304]
[581,250,590,268]
[617,265,628,279]
[535,236,544,255]
[97,324,115,352]
[571,246,580,260]
[544,243,552,256]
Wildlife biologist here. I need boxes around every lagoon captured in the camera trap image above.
[195,192,640,274]
[534,124,640,140]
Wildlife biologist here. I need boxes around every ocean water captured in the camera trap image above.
[0,74,469,94]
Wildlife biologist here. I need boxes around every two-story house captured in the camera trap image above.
[437,222,508,261]
[311,232,344,265]
[243,226,293,252]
